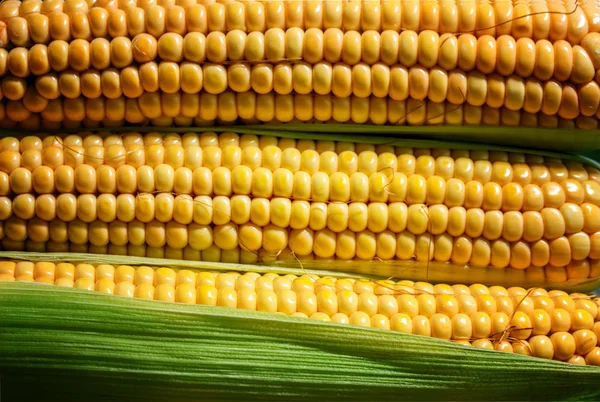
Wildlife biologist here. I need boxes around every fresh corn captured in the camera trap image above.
[1,34,599,120]
[0,132,600,287]
[2,258,599,364]
[1,1,600,398]
[0,1,600,129]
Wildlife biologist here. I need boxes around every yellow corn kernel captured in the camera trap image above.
[15,261,35,281]
[430,313,452,340]
[74,263,95,281]
[34,262,55,282]
[349,311,371,327]
[0,261,15,278]
[74,277,95,291]
[237,289,257,310]
[472,339,495,350]
[412,315,432,337]
[115,281,135,297]
[96,264,115,281]
[155,284,176,302]
[115,265,135,283]
[217,287,237,308]
[175,283,196,304]
[96,278,116,294]
[134,266,155,285]
[572,309,595,331]
[277,289,297,314]
[154,267,176,286]
[196,284,218,306]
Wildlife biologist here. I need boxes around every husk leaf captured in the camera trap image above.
[1,282,600,402]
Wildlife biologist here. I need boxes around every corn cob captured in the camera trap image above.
[0,132,600,287]
[2,259,599,365]
[1,0,598,46]
[0,0,600,129]
[3,93,600,130]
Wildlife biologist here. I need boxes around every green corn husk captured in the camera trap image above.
[1,281,600,402]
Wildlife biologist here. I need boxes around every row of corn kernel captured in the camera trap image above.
[1,153,595,199]
[0,132,477,157]
[0,151,587,196]
[120,31,598,82]
[3,95,600,130]
[4,186,600,246]
[0,259,596,299]
[3,162,600,220]
[0,134,507,158]
[3,134,597,183]
[1,145,563,185]
[4,30,597,85]
[2,190,600,255]
[2,215,600,274]
[2,0,597,46]
[11,63,597,123]
[10,112,597,132]
[0,135,587,168]
[3,94,600,131]
[3,132,598,181]
[6,132,595,175]
[1,141,592,186]
[4,183,598,230]
[20,239,600,284]
[12,61,598,116]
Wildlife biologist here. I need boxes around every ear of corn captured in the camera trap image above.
[1,130,600,290]
[1,280,600,402]
[0,1,600,132]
